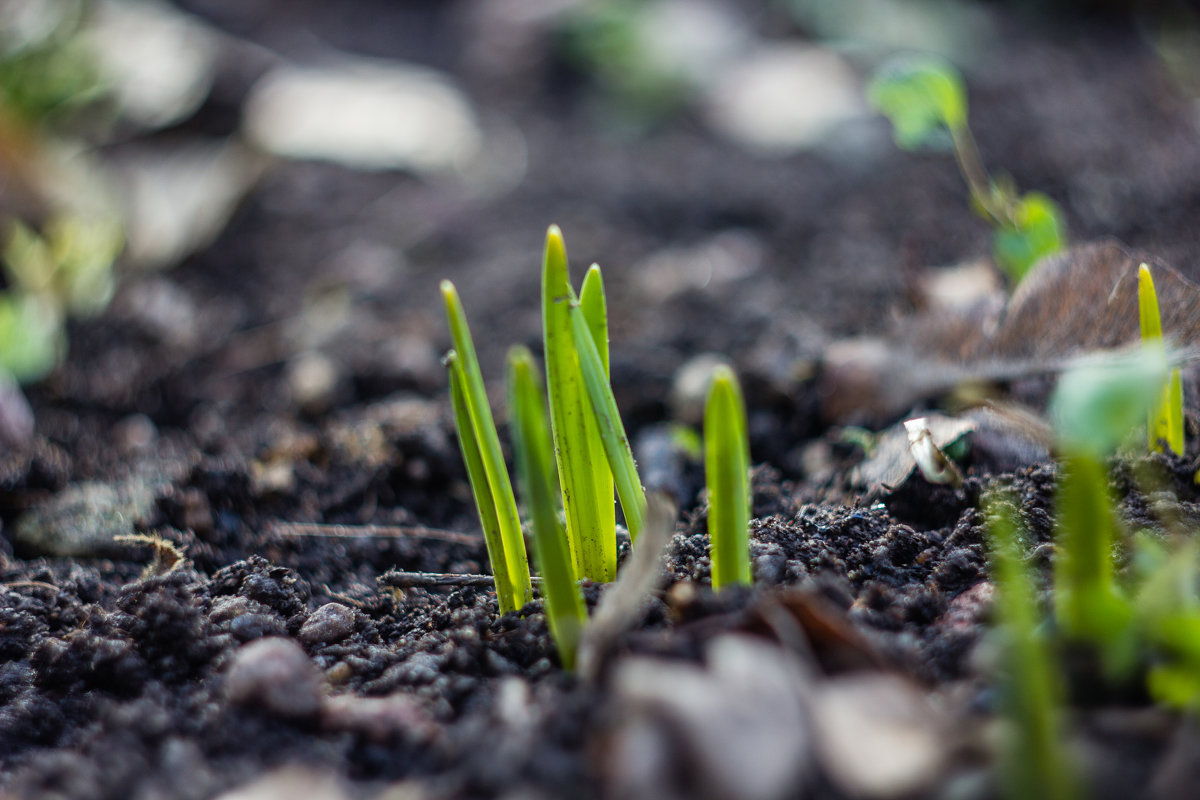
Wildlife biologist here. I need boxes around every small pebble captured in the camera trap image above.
[299,603,357,645]
[224,638,322,718]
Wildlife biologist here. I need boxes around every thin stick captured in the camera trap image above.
[268,521,478,546]
[379,570,544,590]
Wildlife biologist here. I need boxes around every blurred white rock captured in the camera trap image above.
[112,139,263,270]
[810,673,949,798]
[243,59,483,175]
[87,0,218,130]
[704,44,866,155]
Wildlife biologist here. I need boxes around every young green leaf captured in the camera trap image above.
[445,351,519,615]
[992,192,1067,284]
[1138,263,1185,455]
[507,345,587,669]
[441,281,532,613]
[579,263,617,579]
[570,302,647,541]
[1053,451,1132,652]
[705,365,751,591]
[542,227,614,583]
[1050,346,1168,458]
[867,55,967,149]
[984,494,1080,800]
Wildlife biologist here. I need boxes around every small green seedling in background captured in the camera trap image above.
[442,282,533,614]
[543,229,617,582]
[1137,263,1185,456]
[867,55,1066,283]
[507,346,588,669]
[983,494,1080,800]
[705,364,751,591]
[0,215,122,382]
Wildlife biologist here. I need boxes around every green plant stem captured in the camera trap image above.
[507,345,587,669]
[542,227,610,582]
[985,496,1080,800]
[579,263,617,579]
[570,302,646,541]
[446,351,517,610]
[705,365,751,590]
[950,123,1008,227]
[441,281,532,612]
[1054,451,1129,648]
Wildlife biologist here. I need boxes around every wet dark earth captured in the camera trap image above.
[5,2,1200,798]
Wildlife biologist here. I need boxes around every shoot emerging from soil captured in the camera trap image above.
[507,345,587,669]
[1137,263,1185,455]
[704,364,751,591]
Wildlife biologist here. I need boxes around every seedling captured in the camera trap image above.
[442,226,650,664]
[1137,263,1185,456]
[441,282,533,614]
[868,55,1066,283]
[544,230,616,581]
[983,494,1079,800]
[704,364,751,591]
[507,345,587,669]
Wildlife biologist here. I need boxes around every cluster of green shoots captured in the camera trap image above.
[982,263,1192,799]
[442,226,751,668]
[868,55,1066,284]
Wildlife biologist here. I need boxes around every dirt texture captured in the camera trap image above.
[5,2,1200,799]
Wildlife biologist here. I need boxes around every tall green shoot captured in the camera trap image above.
[867,55,1066,283]
[1137,263,1185,456]
[543,227,616,582]
[984,495,1080,800]
[507,346,587,668]
[705,365,751,591]
[441,281,532,613]
[571,301,647,540]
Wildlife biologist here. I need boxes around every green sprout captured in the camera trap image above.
[441,282,533,614]
[1137,263,1185,456]
[704,364,751,591]
[867,55,1066,283]
[442,226,650,665]
[507,345,587,669]
[543,229,616,581]
[984,494,1080,800]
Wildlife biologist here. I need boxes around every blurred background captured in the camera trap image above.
[3,0,1200,492]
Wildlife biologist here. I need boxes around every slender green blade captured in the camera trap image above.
[1168,367,1185,456]
[1139,264,1185,455]
[542,227,604,582]
[445,351,515,609]
[579,263,616,581]
[508,345,587,669]
[1138,264,1164,342]
[571,302,646,540]
[705,365,751,590]
[1053,452,1131,649]
[441,281,532,612]
[984,495,1080,800]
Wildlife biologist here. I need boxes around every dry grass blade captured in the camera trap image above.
[577,492,676,682]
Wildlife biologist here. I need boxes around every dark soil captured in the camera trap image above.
[5,2,1200,798]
